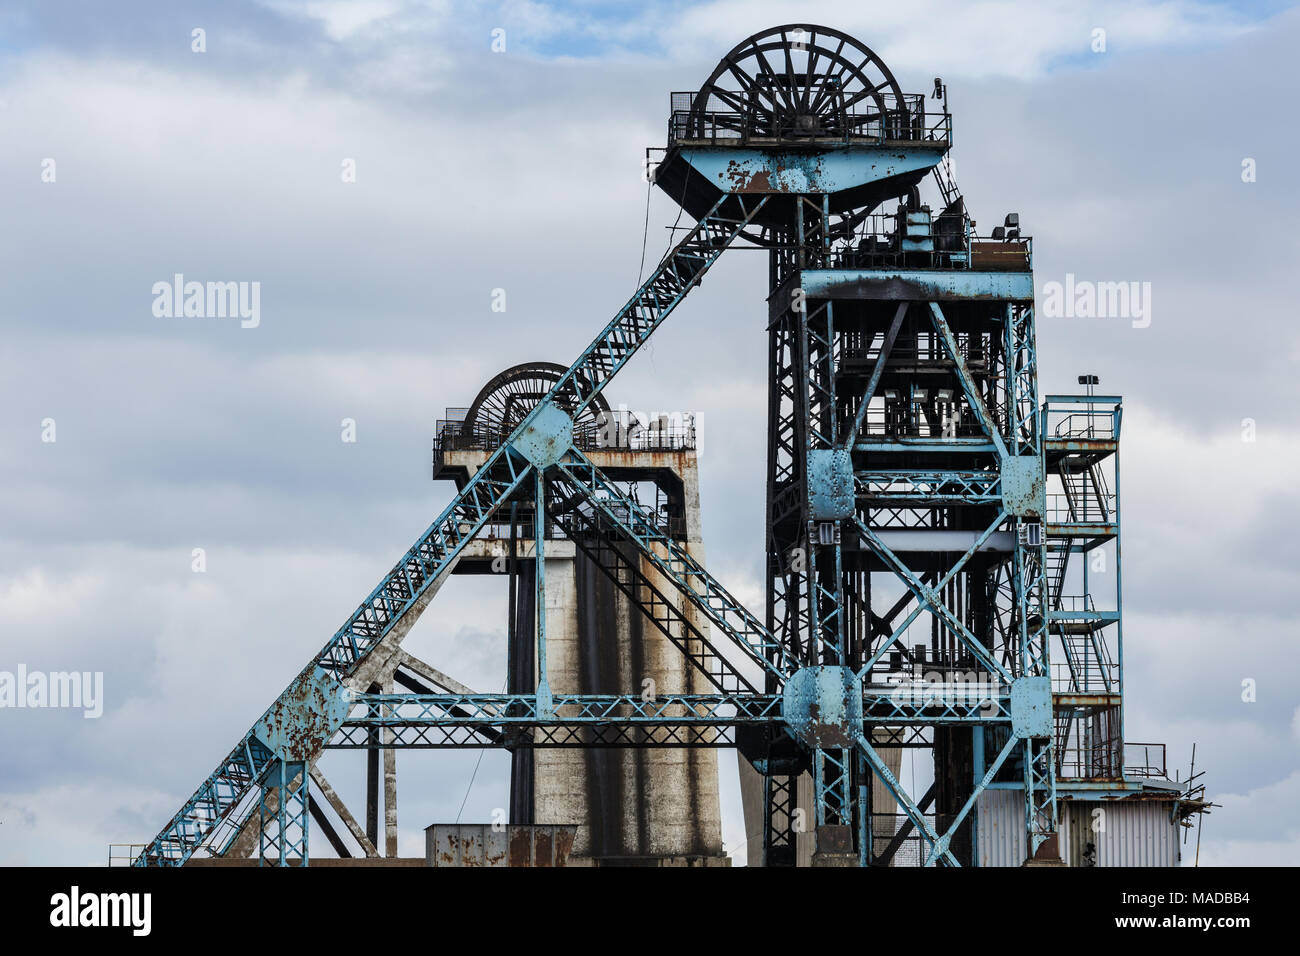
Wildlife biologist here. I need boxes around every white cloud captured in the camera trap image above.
[570,0,1254,79]
[257,0,445,42]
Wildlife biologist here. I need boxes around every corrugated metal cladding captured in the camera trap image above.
[976,789,1026,867]
[975,792,1181,867]
[425,824,577,867]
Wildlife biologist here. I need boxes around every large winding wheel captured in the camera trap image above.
[687,24,908,141]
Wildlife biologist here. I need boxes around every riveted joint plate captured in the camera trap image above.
[254,666,356,762]
[808,448,855,520]
[1010,676,1052,739]
[782,666,863,750]
[509,402,574,469]
[1000,455,1044,517]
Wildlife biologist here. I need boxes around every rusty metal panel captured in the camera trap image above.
[552,825,575,865]
[1000,455,1044,518]
[782,666,863,750]
[508,825,533,866]
[681,147,943,196]
[534,827,554,868]
[252,666,354,762]
[426,824,577,867]
[1010,677,1053,739]
[969,241,1031,271]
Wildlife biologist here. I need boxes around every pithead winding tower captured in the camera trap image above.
[138,25,1178,867]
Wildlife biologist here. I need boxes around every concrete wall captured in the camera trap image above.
[445,447,727,864]
[531,451,726,864]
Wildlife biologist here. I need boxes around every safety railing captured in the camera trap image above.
[1052,594,1104,614]
[1056,739,1123,779]
[844,398,993,441]
[667,91,950,146]
[109,843,148,867]
[1123,742,1168,779]
[1041,396,1122,443]
[435,419,697,458]
[1051,657,1120,694]
[1046,491,1117,525]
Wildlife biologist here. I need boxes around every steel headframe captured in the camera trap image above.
[137,24,1058,868]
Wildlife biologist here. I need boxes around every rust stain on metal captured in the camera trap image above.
[534,829,553,867]
[723,159,771,192]
[255,667,351,762]
[508,826,533,866]
[553,827,574,866]
[429,824,577,867]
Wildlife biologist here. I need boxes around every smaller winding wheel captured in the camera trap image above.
[463,361,611,448]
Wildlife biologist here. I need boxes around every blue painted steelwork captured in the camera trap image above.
[799,269,1035,301]
[678,147,946,197]
[808,448,855,519]
[137,24,1171,868]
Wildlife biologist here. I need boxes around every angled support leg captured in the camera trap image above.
[552,448,794,682]
[846,301,907,445]
[927,302,1007,458]
[309,765,378,857]
[136,449,535,866]
[559,500,757,695]
[856,733,958,867]
[923,733,1019,866]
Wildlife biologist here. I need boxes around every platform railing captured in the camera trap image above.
[1051,658,1120,694]
[667,91,950,146]
[109,843,148,867]
[1056,739,1123,779]
[1046,491,1118,525]
[1122,742,1168,779]
[1042,397,1122,443]
[435,419,697,457]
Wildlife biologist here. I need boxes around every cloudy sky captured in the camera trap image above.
[1,0,1297,866]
